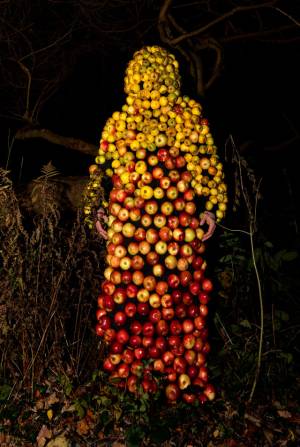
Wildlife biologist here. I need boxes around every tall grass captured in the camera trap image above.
[0,166,104,401]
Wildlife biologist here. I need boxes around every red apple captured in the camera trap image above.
[179,271,192,287]
[204,384,216,401]
[198,292,210,304]
[153,359,165,373]
[184,350,196,365]
[165,384,180,401]
[126,284,138,299]
[173,228,184,242]
[167,274,180,288]
[130,360,143,376]
[175,304,187,319]
[182,393,196,404]
[167,241,180,256]
[121,270,132,285]
[129,335,142,348]
[187,304,200,318]
[149,308,162,323]
[182,319,194,334]
[127,375,138,393]
[95,324,105,337]
[202,278,213,293]
[103,358,115,372]
[113,287,127,304]
[132,271,144,286]
[156,319,169,336]
[155,336,167,351]
[134,227,146,241]
[162,351,175,365]
[161,294,173,308]
[137,302,150,316]
[160,176,171,189]
[159,226,172,242]
[134,347,147,360]
[122,348,135,364]
[114,311,127,326]
[142,322,155,337]
[110,341,123,354]
[167,216,179,229]
[152,167,164,180]
[173,357,187,374]
[116,329,130,344]
[170,320,182,335]
[117,363,130,378]
[155,281,168,296]
[189,281,201,296]
[194,316,205,330]
[162,307,175,320]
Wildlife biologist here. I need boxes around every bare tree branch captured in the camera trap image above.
[15,128,97,156]
[169,1,278,45]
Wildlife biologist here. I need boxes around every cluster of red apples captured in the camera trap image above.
[95,146,216,404]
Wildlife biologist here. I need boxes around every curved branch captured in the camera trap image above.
[204,39,223,90]
[169,1,278,45]
[15,128,97,156]
[16,61,32,121]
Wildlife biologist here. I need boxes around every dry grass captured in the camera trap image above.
[0,166,104,401]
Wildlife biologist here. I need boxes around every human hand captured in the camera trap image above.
[200,211,216,241]
[95,207,108,239]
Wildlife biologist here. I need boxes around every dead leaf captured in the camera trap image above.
[263,429,274,446]
[36,425,52,447]
[47,435,70,447]
[35,399,45,410]
[45,392,59,409]
[76,418,90,436]
[277,409,292,419]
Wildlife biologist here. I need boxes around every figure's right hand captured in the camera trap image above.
[96,207,108,239]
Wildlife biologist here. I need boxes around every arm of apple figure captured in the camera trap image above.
[200,211,216,241]
[96,207,108,239]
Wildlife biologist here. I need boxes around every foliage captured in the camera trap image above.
[0,165,103,392]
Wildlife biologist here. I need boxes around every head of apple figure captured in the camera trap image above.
[124,45,181,104]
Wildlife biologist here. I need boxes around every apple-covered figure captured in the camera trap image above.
[84,46,228,404]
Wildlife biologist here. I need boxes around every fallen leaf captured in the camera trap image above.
[76,418,90,436]
[36,425,52,447]
[47,435,70,447]
[47,409,54,421]
[277,409,292,419]
[45,392,59,408]
[35,399,45,410]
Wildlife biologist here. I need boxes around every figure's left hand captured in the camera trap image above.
[200,211,216,241]
[95,207,108,239]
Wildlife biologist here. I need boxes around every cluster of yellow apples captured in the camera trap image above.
[86,46,228,404]
[84,45,227,223]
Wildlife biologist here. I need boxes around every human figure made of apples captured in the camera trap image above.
[84,45,228,404]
